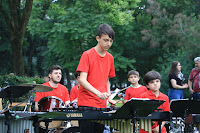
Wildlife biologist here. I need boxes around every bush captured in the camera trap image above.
[0,74,44,87]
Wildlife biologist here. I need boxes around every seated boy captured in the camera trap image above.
[119,70,147,103]
[70,72,80,102]
[140,71,170,133]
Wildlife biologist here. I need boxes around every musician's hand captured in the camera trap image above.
[189,88,194,94]
[97,92,110,100]
[152,126,159,133]
[108,99,116,108]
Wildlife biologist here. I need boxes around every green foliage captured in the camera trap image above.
[157,0,199,16]
[0,74,44,87]
[114,52,135,71]
[98,0,139,25]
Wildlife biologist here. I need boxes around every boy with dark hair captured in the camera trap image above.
[70,72,80,102]
[140,71,170,133]
[119,70,147,103]
[76,23,116,133]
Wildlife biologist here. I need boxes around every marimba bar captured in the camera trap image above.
[140,119,152,133]
[94,119,134,133]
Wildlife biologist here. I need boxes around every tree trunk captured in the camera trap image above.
[0,0,33,76]
[10,33,24,76]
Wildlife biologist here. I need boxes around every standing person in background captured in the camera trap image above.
[70,72,80,102]
[168,61,188,102]
[118,70,147,103]
[34,65,70,111]
[188,57,200,100]
[76,23,116,133]
[140,71,170,133]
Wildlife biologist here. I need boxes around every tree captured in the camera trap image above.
[142,0,200,58]
[141,0,200,94]
[0,0,33,76]
[27,0,139,88]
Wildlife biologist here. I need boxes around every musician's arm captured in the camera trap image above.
[79,72,110,100]
[35,101,39,111]
[107,79,116,106]
[107,79,111,95]
[161,121,166,130]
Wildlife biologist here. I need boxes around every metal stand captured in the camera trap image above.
[32,116,40,133]
[4,111,11,133]
[45,120,50,133]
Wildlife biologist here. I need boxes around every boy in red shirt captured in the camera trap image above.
[70,72,80,102]
[120,70,147,103]
[140,71,170,133]
[76,23,116,133]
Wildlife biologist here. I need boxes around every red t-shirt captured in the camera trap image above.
[189,68,200,92]
[70,84,79,102]
[34,82,70,103]
[124,85,147,100]
[140,90,170,133]
[76,48,115,108]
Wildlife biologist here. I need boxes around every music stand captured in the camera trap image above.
[170,99,200,117]
[112,98,164,118]
[111,98,165,133]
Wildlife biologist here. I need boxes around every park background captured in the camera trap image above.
[0,0,200,99]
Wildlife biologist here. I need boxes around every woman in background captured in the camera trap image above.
[168,61,188,102]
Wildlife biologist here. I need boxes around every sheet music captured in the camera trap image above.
[127,97,150,102]
[128,97,165,102]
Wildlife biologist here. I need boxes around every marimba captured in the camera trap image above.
[0,99,172,133]
[37,99,172,133]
